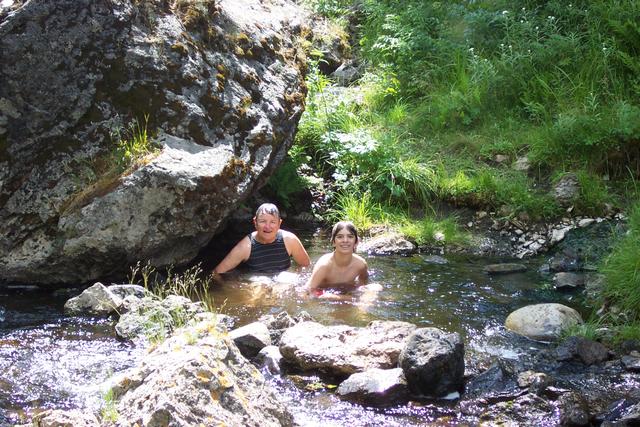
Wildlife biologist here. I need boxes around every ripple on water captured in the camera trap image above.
[0,317,143,423]
[268,374,460,427]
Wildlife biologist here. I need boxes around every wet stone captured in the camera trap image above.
[553,272,585,289]
[336,368,408,407]
[596,398,639,425]
[229,321,271,359]
[483,263,527,274]
[517,370,552,396]
[423,255,448,265]
[621,354,640,372]
[558,391,591,426]
[556,336,609,365]
[465,362,519,400]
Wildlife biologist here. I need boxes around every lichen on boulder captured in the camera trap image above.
[0,0,310,286]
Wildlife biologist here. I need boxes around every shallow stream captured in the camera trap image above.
[0,229,628,426]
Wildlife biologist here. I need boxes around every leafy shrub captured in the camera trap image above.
[304,0,352,18]
[265,150,310,209]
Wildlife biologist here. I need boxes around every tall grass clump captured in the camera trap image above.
[326,191,382,232]
[111,114,158,173]
[100,388,119,423]
[128,261,217,313]
[399,215,467,247]
[600,202,640,320]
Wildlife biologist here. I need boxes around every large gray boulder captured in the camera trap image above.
[0,0,309,286]
[107,317,293,426]
[398,327,465,397]
[279,320,417,376]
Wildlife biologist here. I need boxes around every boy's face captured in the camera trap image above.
[253,213,282,242]
[332,228,357,253]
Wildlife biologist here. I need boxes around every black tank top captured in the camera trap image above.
[244,230,291,272]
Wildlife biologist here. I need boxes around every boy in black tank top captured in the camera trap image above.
[213,203,310,274]
[245,229,291,272]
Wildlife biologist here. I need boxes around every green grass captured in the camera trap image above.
[561,321,603,342]
[601,203,640,319]
[112,115,158,173]
[61,116,159,215]
[267,0,640,237]
[326,191,382,232]
[399,215,468,246]
[101,388,119,423]
[129,261,217,314]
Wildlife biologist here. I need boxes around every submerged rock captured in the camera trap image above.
[483,263,527,274]
[553,272,586,289]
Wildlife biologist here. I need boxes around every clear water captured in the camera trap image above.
[0,288,143,425]
[0,233,592,426]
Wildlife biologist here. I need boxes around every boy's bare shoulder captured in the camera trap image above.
[353,253,368,265]
[316,252,334,265]
[281,229,301,240]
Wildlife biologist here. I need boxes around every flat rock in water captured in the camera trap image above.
[336,368,408,407]
[484,263,527,274]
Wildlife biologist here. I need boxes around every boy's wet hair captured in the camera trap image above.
[331,221,359,246]
[255,203,280,219]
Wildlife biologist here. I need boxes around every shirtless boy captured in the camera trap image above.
[306,221,368,294]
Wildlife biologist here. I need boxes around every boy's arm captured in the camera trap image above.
[213,237,251,274]
[306,262,327,291]
[356,258,369,286]
[284,231,311,267]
